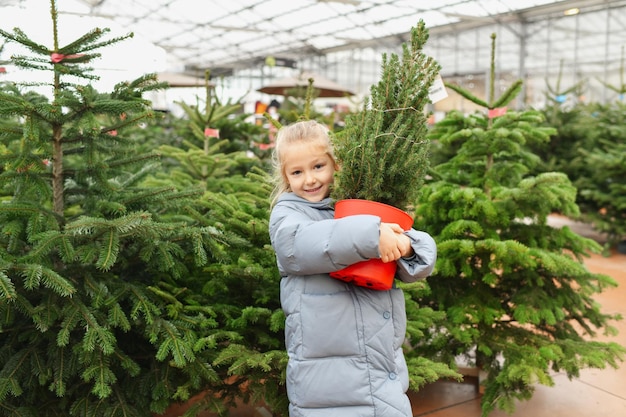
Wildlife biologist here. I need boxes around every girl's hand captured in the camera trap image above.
[379,222,405,262]
[397,233,414,258]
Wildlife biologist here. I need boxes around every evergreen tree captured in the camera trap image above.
[146,72,266,193]
[572,102,626,251]
[568,48,626,250]
[527,59,588,174]
[533,52,626,251]
[0,2,234,415]
[141,83,289,416]
[332,20,439,210]
[187,174,289,416]
[413,33,625,416]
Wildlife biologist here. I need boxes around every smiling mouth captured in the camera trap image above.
[306,186,322,193]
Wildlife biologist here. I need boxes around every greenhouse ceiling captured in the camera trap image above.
[2,0,624,78]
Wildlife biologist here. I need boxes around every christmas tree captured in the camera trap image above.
[572,101,626,251]
[413,33,625,416]
[524,59,587,174]
[140,77,289,416]
[558,48,626,252]
[529,52,626,253]
[0,1,237,415]
[331,20,440,210]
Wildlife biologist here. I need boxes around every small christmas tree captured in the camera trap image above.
[148,70,262,192]
[331,20,440,210]
[526,59,588,174]
[413,33,626,416]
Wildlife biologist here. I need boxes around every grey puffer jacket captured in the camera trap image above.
[269,193,437,417]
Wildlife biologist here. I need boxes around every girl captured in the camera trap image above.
[269,120,437,417]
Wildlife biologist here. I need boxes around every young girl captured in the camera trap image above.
[269,120,437,417]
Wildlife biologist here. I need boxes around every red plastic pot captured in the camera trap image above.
[330,199,413,290]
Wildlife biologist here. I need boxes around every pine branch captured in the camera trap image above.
[0,27,48,54]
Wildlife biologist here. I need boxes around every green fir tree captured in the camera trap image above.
[331,20,440,210]
[533,49,626,251]
[0,2,235,415]
[528,59,588,174]
[146,70,265,193]
[572,102,626,251]
[413,33,626,416]
[567,47,626,251]
[140,82,289,416]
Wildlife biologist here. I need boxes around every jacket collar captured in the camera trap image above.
[277,192,334,210]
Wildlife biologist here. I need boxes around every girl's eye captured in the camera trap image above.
[290,170,301,176]
[314,163,325,170]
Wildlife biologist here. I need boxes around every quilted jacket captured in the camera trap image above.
[269,193,437,417]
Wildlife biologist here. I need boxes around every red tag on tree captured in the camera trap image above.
[488,107,507,118]
[204,128,219,138]
[50,53,86,63]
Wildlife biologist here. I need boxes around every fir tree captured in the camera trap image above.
[146,70,265,193]
[572,102,626,251]
[533,51,626,251]
[527,59,588,174]
[140,81,289,416]
[413,33,626,416]
[564,47,626,251]
[0,2,231,415]
[332,20,440,210]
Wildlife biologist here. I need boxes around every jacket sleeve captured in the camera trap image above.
[269,203,382,276]
[395,229,437,283]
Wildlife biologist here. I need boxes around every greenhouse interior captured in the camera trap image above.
[0,1,625,417]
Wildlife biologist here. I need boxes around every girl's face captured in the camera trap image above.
[282,140,337,202]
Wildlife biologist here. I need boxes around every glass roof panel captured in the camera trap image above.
[2,0,624,91]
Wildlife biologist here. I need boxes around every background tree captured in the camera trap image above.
[144,72,267,193]
[140,82,289,417]
[0,2,278,415]
[413,33,625,416]
[569,101,626,252]
[528,59,587,175]
[559,49,626,252]
[530,54,626,252]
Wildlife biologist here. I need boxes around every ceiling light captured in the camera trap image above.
[564,8,580,16]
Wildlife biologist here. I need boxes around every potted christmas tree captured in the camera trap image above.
[329,20,440,290]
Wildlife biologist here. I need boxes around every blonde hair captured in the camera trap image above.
[270,120,337,207]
